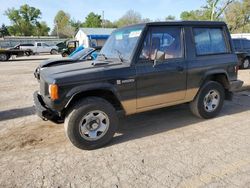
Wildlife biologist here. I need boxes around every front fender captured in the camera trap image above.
[64,82,120,108]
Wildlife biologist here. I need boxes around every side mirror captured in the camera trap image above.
[153,50,165,67]
[86,55,93,60]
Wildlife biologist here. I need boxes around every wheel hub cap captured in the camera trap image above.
[79,110,109,141]
[204,90,220,112]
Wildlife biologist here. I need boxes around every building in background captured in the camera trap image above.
[75,28,115,47]
[231,33,250,40]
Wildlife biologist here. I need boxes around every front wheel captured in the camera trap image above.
[189,81,225,119]
[64,97,118,150]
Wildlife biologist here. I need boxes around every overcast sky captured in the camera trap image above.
[0,0,206,28]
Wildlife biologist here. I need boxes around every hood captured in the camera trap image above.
[40,59,126,84]
[39,58,76,68]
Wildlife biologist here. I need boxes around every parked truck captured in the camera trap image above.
[20,42,58,54]
[0,47,32,61]
[34,21,243,150]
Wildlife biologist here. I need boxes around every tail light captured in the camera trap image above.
[234,65,239,74]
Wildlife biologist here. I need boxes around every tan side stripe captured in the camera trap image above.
[121,88,199,115]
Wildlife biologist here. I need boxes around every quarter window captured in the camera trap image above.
[243,39,250,49]
[232,39,242,50]
[140,27,183,61]
[193,28,228,55]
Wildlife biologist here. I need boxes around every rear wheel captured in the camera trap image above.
[25,51,32,56]
[64,97,118,150]
[189,81,225,119]
[0,53,9,61]
[241,58,250,69]
[62,52,68,57]
[50,49,58,55]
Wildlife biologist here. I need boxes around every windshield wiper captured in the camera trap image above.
[98,53,108,60]
[114,49,124,62]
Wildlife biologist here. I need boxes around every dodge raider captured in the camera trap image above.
[34,21,243,150]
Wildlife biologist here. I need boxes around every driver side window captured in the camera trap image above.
[140,27,183,61]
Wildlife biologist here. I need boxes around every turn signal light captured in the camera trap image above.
[49,84,59,100]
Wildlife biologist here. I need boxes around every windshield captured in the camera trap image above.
[99,25,144,61]
[70,48,93,60]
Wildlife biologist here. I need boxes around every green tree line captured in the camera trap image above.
[1,0,249,38]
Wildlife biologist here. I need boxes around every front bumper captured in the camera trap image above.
[33,91,63,123]
[34,67,40,80]
[229,80,244,92]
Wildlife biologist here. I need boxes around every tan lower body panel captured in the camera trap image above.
[121,88,199,115]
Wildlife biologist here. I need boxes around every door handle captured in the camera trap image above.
[176,66,184,72]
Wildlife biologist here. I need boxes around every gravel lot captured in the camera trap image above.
[0,55,250,188]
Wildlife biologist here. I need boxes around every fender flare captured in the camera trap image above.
[200,69,230,87]
[65,82,121,108]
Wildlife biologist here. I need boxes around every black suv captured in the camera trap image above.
[34,21,243,150]
[232,38,250,69]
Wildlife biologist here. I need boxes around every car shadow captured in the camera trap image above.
[108,93,250,147]
[8,58,49,62]
[0,106,35,122]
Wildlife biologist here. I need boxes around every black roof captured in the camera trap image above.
[118,21,227,30]
[146,20,226,26]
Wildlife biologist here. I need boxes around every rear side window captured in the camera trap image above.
[193,28,228,55]
[37,43,41,46]
[232,39,242,50]
[243,39,250,49]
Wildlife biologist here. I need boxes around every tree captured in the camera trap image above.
[36,21,50,36]
[53,10,71,37]
[84,12,102,28]
[225,0,250,33]
[53,11,81,38]
[5,4,40,36]
[5,4,49,36]
[0,24,10,37]
[103,19,117,28]
[165,15,176,21]
[180,0,234,21]
[115,10,144,27]
[204,0,234,21]
[70,19,84,31]
[180,10,209,20]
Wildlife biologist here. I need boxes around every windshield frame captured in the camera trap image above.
[98,24,146,63]
[70,47,94,60]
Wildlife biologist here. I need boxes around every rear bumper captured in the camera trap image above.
[229,80,244,92]
[33,91,63,123]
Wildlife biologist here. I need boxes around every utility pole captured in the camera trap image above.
[102,10,105,28]
[56,21,59,38]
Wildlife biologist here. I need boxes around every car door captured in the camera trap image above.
[136,26,187,109]
[42,43,50,53]
[36,43,43,53]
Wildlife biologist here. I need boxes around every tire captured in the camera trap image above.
[64,97,118,150]
[50,49,58,55]
[189,81,225,119]
[240,58,250,69]
[25,51,32,56]
[0,53,9,61]
[62,52,68,57]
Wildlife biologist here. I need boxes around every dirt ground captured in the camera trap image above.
[0,55,250,188]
